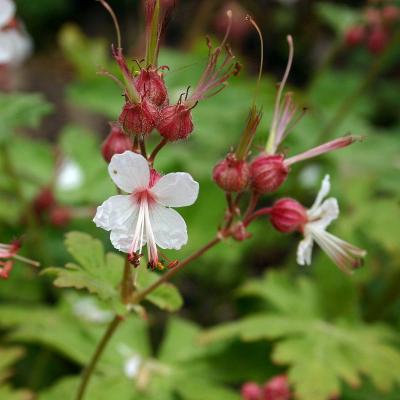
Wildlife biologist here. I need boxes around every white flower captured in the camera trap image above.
[93,151,199,268]
[56,158,84,191]
[0,0,15,29]
[297,175,366,273]
[124,354,142,379]
[72,297,113,324]
[0,28,32,66]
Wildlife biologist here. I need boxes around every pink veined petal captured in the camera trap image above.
[93,195,137,231]
[0,0,15,29]
[110,214,145,254]
[148,203,188,250]
[151,172,199,207]
[108,151,150,193]
[296,234,314,266]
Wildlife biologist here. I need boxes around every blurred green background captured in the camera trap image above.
[0,0,399,399]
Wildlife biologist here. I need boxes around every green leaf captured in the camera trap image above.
[0,386,32,400]
[315,3,361,35]
[0,347,25,382]
[0,93,53,141]
[201,271,400,400]
[42,232,124,309]
[137,269,183,312]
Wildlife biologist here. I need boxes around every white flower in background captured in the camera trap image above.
[124,354,142,379]
[56,159,84,191]
[297,175,366,273]
[93,151,199,268]
[0,0,32,66]
[0,0,15,29]
[72,297,113,324]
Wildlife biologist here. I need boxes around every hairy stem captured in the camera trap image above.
[149,138,168,165]
[75,316,122,400]
[121,256,134,303]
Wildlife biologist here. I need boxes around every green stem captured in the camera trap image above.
[75,316,122,400]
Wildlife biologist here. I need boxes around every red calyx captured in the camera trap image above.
[270,198,307,234]
[250,154,289,194]
[231,222,251,242]
[263,375,291,400]
[345,25,366,47]
[119,98,158,135]
[367,26,389,54]
[213,153,249,192]
[135,68,169,107]
[157,104,194,141]
[101,124,132,163]
[241,382,263,400]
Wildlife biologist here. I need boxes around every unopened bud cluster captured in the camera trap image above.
[345,3,399,54]
[241,375,291,400]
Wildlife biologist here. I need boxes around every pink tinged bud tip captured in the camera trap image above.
[134,68,169,107]
[157,103,194,141]
[102,124,132,163]
[213,154,250,193]
[263,375,291,400]
[250,154,289,194]
[241,382,263,400]
[345,26,366,47]
[270,198,308,234]
[119,99,158,135]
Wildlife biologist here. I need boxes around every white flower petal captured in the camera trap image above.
[297,234,314,266]
[0,0,15,29]
[108,151,150,193]
[93,195,137,231]
[149,203,188,250]
[151,172,199,207]
[0,29,31,65]
[310,174,330,212]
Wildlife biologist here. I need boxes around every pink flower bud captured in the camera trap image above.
[157,104,194,141]
[33,187,56,215]
[270,198,307,233]
[101,124,132,163]
[345,25,366,46]
[50,207,72,227]
[135,68,169,107]
[0,261,13,280]
[119,99,158,135]
[382,6,400,23]
[367,27,389,54]
[213,154,249,192]
[263,375,291,400]
[241,382,263,400]
[231,221,251,241]
[250,154,289,194]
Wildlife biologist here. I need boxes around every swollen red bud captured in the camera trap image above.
[241,382,262,400]
[382,6,400,23]
[135,69,169,106]
[213,154,249,192]
[345,25,366,46]
[263,375,291,400]
[157,104,194,141]
[119,99,158,135]
[270,198,307,233]
[250,154,289,194]
[101,124,132,163]
[367,27,389,54]
[33,187,56,215]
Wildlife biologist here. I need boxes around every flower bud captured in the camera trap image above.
[157,104,194,141]
[250,154,289,194]
[241,382,262,400]
[270,198,307,233]
[367,27,389,54]
[33,187,55,215]
[345,25,366,47]
[135,68,169,107]
[101,124,132,163]
[50,206,72,227]
[213,154,249,192]
[119,99,158,135]
[382,6,400,23]
[231,222,251,241]
[263,375,291,400]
